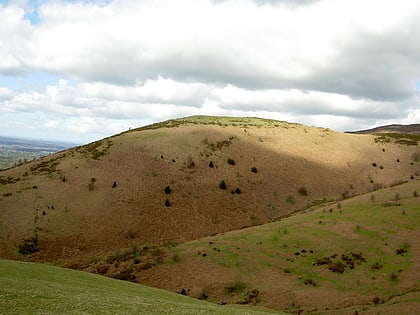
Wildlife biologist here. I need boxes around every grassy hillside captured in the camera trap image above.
[0,259,283,314]
[133,181,420,314]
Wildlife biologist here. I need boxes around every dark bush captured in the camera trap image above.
[164,185,171,194]
[165,199,171,207]
[219,180,227,190]
[112,181,117,188]
[111,268,136,282]
[209,161,214,168]
[17,236,40,255]
[304,279,316,286]
[235,188,241,194]
[328,261,345,273]
[372,162,377,167]
[298,187,308,196]
[251,166,258,173]
[315,257,331,266]
[227,158,235,165]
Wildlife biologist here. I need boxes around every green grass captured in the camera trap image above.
[0,259,283,315]
[178,188,419,298]
[121,115,300,134]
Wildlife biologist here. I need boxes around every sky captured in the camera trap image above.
[0,0,419,144]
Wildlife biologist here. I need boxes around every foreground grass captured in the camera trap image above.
[0,259,283,315]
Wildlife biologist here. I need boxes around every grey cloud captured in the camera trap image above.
[301,22,420,102]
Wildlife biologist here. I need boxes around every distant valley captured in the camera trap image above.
[0,136,78,170]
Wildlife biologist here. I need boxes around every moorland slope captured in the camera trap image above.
[0,116,419,313]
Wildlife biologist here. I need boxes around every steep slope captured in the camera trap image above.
[0,116,419,267]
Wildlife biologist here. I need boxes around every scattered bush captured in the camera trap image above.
[112,181,117,188]
[328,261,345,273]
[227,158,236,165]
[209,161,214,168]
[304,279,316,286]
[111,268,136,282]
[414,190,418,197]
[164,185,171,194]
[224,277,247,295]
[165,199,171,207]
[297,187,308,196]
[17,236,40,255]
[88,177,96,190]
[286,195,295,205]
[251,166,258,173]
[219,180,227,190]
[390,272,398,281]
[234,187,241,194]
[371,262,383,270]
[372,162,377,167]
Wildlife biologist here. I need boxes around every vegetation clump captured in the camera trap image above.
[251,166,258,173]
[297,187,308,196]
[219,180,227,190]
[17,236,40,255]
[227,158,236,165]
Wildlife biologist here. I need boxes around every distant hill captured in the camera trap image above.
[348,124,420,135]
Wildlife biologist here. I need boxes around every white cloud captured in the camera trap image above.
[0,0,419,142]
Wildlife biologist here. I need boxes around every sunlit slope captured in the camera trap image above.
[0,259,283,315]
[0,116,418,264]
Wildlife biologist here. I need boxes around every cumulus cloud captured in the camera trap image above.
[0,0,419,142]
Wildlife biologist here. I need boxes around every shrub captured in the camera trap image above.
[372,162,377,167]
[219,180,227,190]
[224,277,247,295]
[227,158,235,165]
[209,161,214,168]
[88,177,96,190]
[17,236,40,255]
[164,185,171,194]
[286,195,295,205]
[328,261,345,273]
[251,166,258,173]
[304,279,316,286]
[111,268,136,282]
[414,190,418,197]
[165,199,171,207]
[297,187,308,196]
[112,181,117,188]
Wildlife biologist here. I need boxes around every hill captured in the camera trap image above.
[348,124,420,135]
[0,115,419,313]
[0,259,282,314]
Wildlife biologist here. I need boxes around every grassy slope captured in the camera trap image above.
[135,181,420,314]
[0,259,283,315]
